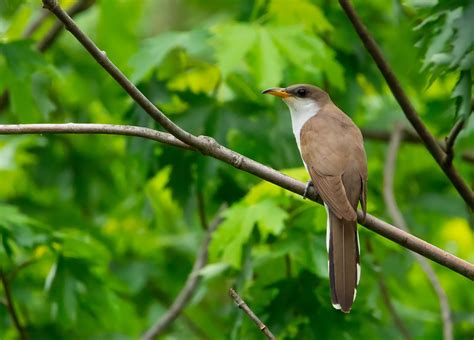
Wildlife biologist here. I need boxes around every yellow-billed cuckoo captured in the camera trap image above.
[263,84,367,313]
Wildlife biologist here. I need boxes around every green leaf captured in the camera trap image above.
[450,2,474,69]
[98,0,144,72]
[129,29,209,83]
[270,26,345,89]
[129,32,186,83]
[254,199,288,240]
[145,166,183,232]
[209,199,287,268]
[452,70,472,119]
[268,0,333,33]
[0,40,53,121]
[198,262,230,279]
[209,204,256,268]
[211,23,257,79]
[252,27,284,88]
[168,63,220,94]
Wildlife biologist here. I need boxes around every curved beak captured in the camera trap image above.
[262,87,291,98]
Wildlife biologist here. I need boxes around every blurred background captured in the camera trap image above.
[0,0,473,338]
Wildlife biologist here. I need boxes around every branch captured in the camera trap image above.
[339,0,474,209]
[229,288,276,340]
[41,0,209,155]
[383,125,453,340]
[37,1,474,280]
[141,206,226,340]
[362,128,474,164]
[444,119,465,165]
[0,269,28,340]
[1,122,473,278]
[0,123,191,149]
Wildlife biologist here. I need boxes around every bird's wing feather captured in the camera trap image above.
[300,106,364,221]
[309,169,357,221]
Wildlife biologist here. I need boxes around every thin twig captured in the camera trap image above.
[383,124,453,340]
[0,270,28,340]
[229,288,276,340]
[444,119,465,165]
[141,206,226,339]
[37,0,474,280]
[339,0,473,209]
[366,239,411,340]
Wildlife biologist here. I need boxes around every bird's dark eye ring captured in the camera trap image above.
[296,88,306,97]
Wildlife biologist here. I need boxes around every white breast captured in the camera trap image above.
[283,97,321,153]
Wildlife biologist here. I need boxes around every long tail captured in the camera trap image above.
[327,209,360,313]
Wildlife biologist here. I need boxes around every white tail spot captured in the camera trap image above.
[357,263,361,285]
[324,204,330,253]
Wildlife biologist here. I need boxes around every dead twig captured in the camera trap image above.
[229,288,276,340]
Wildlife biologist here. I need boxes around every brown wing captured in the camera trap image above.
[300,105,366,221]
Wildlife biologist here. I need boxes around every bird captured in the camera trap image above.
[262,84,367,313]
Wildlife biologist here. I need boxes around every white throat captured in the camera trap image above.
[283,97,321,153]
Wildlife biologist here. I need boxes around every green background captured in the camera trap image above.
[0,0,473,339]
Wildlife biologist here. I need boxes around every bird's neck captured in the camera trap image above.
[287,100,321,153]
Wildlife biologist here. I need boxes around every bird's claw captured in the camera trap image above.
[303,180,314,200]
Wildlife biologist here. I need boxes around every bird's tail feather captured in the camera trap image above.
[327,210,359,313]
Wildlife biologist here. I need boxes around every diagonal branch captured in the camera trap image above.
[37,1,474,280]
[383,124,453,340]
[0,269,28,340]
[1,122,473,280]
[229,288,276,340]
[41,0,209,154]
[141,206,226,339]
[339,0,474,209]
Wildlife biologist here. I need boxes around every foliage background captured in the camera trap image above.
[0,0,473,338]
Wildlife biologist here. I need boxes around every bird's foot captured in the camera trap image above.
[302,180,314,200]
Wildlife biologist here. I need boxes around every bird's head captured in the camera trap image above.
[262,84,330,117]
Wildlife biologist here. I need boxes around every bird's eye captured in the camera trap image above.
[296,88,306,97]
